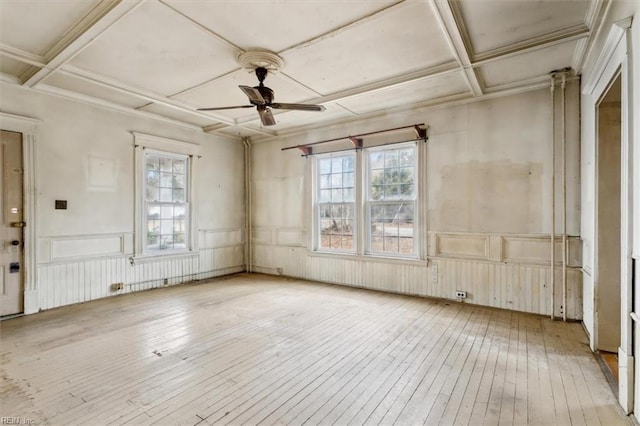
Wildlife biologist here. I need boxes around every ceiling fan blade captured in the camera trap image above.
[197,105,254,111]
[239,85,265,104]
[257,107,276,126]
[271,103,326,112]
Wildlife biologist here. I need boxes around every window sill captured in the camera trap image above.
[308,250,426,266]
[131,250,198,265]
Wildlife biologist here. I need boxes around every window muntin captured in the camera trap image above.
[367,145,417,256]
[317,154,355,252]
[144,151,189,253]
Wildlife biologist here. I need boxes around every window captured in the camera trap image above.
[317,154,356,252]
[133,132,199,257]
[314,142,419,258]
[367,146,416,256]
[144,152,189,252]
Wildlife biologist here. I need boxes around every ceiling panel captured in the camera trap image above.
[0,0,100,55]
[338,72,470,114]
[458,0,589,54]
[163,0,400,53]
[43,72,148,109]
[0,55,30,78]
[69,1,241,96]
[282,1,456,95]
[174,68,317,121]
[478,40,579,88]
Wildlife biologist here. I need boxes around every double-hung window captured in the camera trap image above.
[317,153,356,252]
[144,151,189,252]
[366,145,416,256]
[133,132,199,257]
[314,142,419,258]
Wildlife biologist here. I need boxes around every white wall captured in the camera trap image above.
[0,83,246,311]
[251,86,582,319]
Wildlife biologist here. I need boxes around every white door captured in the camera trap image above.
[0,130,24,316]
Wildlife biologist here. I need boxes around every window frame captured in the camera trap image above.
[133,132,200,259]
[143,149,190,254]
[312,141,421,260]
[364,142,418,259]
[314,151,357,254]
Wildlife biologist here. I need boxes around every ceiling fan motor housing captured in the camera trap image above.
[254,85,274,104]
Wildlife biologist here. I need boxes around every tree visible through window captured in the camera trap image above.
[367,146,416,255]
[145,152,189,252]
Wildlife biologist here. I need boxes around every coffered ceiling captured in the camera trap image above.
[0,0,604,139]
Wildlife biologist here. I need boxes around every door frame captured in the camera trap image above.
[0,112,38,314]
[582,17,634,413]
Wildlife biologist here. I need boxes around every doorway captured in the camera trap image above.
[0,130,24,317]
[594,73,622,378]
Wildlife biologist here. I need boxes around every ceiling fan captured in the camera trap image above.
[197,67,326,126]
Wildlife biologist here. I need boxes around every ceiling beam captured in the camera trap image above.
[430,0,483,96]
[0,44,45,68]
[23,0,145,88]
[472,24,590,64]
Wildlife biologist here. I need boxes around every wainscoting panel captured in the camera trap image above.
[35,228,245,311]
[252,229,583,319]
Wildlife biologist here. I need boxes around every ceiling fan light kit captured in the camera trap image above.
[198,50,325,126]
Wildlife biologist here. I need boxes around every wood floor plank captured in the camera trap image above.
[0,273,631,426]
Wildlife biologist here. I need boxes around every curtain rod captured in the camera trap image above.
[296,137,427,157]
[281,123,427,154]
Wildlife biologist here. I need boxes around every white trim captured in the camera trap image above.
[582,17,633,95]
[133,133,200,258]
[0,112,38,314]
[583,16,635,415]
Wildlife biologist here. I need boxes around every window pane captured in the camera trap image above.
[370,152,384,169]
[146,185,159,201]
[173,188,185,202]
[344,188,355,202]
[320,174,330,189]
[343,172,354,188]
[161,205,173,219]
[173,160,185,173]
[144,152,189,253]
[160,157,172,172]
[319,158,331,174]
[331,173,342,187]
[318,202,355,252]
[368,201,415,255]
[148,205,160,219]
[343,156,354,172]
[160,188,173,202]
[159,172,172,187]
[320,189,331,202]
[384,150,398,167]
[331,157,342,173]
[331,188,343,202]
[146,155,160,171]
[173,174,185,189]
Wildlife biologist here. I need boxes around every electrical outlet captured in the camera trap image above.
[455,290,467,299]
[276,267,283,275]
[163,278,169,286]
[431,264,439,284]
[111,282,123,291]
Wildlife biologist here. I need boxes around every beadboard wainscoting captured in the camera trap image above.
[252,229,582,319]
[36,229,245,310]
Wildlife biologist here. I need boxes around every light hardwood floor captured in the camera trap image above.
[0,273,631,425]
